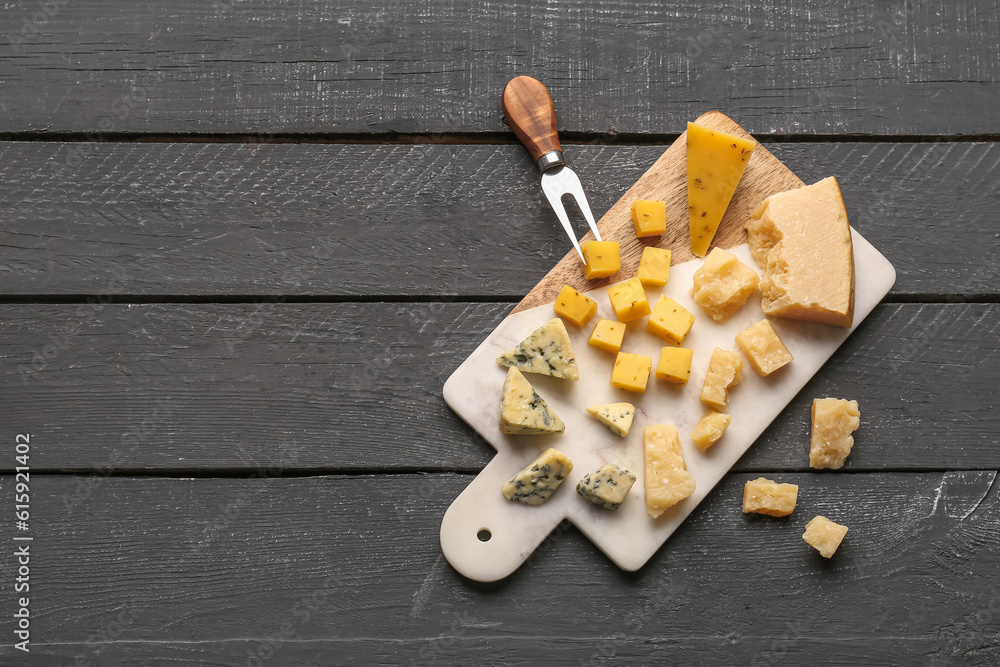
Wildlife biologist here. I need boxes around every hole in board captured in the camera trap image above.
[477,528,492,542]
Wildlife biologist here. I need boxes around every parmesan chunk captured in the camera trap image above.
[690,411,731,452]
[802,515,848,558]
[690,247,760,323]
[742,477,798,516]
[643,425,696,518]
[809,398,860,469]
[735,319,793,376]
[700,348,743,411]
[746,177,855,328]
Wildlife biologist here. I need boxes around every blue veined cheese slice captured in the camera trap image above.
[501,448,574,505]
[644,424,696,518]
[499,368,566,435]
[585,403,635,437]
[496,318,579,381]
[576,463,636,510]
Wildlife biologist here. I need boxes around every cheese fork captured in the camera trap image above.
[502,76,602,263]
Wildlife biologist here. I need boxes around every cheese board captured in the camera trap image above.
[440,111,896,582]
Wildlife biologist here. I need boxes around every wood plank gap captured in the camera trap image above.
[0,294,524,305]
[0,132,998,146]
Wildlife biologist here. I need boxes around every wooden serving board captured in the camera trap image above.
[440,112,896,582]
[513,110,803,313]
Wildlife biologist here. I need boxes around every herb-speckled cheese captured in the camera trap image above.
[496,318,579,381]
[576,464,636,510]
[501,448,574,505]
[498,368,566,435]
[586,403,635,437]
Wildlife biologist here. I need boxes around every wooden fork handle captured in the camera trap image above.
[502,76,563,168]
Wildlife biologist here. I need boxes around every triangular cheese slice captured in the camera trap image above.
[687,122,757,258]
[496,318,579,381]
[586,403,635,437]
[499,368,566,435]
[576,463,636,510]
[501,448,573,505]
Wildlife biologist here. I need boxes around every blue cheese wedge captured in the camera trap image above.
[576,464,636,510]
[496,318,579,381]
[501,448,574,505]
[644,424,697,518]
[499,368,566,435]
[585,403,635,437]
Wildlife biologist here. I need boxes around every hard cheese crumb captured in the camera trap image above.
[735,319,793,376]
[802,515,848,558]
[742,477,798,516]
[643,424,696,518]
[691,411,731,452]
[700,348,743,411]
[810,398,860,469]
[690,247,760,323]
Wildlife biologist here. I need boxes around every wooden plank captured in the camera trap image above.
[0,1,997,136]
[1,141,998,298]
[3,302,997,472]
[515,110,804,312]
[2,471,997,664]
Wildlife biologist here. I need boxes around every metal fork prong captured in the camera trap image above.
[542,184,586,262]
[560,168,603,243]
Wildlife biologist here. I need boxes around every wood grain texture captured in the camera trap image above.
[1,472,997,664]
[0,0,997,136]
[514,111,802,312]
[502,76,562,163]
[1,141,997,298]
[2,302,996,472]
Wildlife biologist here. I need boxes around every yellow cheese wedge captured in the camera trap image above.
[746,177,855,328]
[687,122,756,257]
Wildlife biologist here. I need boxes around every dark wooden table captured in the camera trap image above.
[1,1,998,664]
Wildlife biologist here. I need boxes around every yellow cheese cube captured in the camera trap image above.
[700,348,743,411]
[742,477,798,516]
[690,411,731,451]
[687,122,756,257]
[588,319,625,354]
[553,284,598,328]
[736,319,793,376]
[581,240,621,280]
[810,398,860,469]
[630,200,667,238]
[690,248,760,323]
[802,515,848,558]
[655,347,693,385]
[643,424,696,518]
[607,277,650,323]
[637,247,671,287]
[610,351,652,393]
[647,295,695,345]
